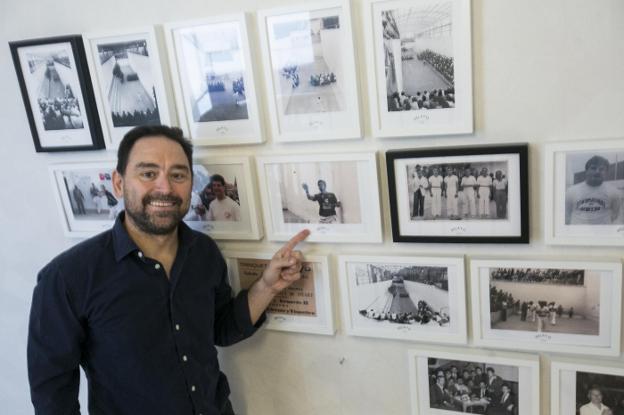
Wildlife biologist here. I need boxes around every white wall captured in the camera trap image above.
[1,1,624,414]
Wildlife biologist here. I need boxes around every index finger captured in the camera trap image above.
[279,229,310,255]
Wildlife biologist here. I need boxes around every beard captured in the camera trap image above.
[124,191,189,235]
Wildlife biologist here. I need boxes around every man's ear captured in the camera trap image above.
[112,170,124,198]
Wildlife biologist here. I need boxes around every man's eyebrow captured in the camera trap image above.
[170,164,191,172]
[135,162,160,169]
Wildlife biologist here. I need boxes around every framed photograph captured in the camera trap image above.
[9,35,105,152]
[83,27,174,149]
[545,138,624,246]
[551,361,624,415]
[257,1,362,142]
[224,252,335,335]
[256,152,382,243]
[386,144,529,243]
[164,14,263,146]
[338,255,467,344]
[471,259,622,356]
[408,347,540,415]
[49,161,121,237]
[184,155,262,240]
[364,0,473,138]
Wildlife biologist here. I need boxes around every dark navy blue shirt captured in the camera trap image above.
[27,213,264,415]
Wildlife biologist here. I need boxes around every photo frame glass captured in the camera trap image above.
[85,29,172,148]
[225,253,334,335]
[472,259,622,356]
[339,255,467,344]
[368,0,473,137]
[387,145,528,242]
[11,37,103,151]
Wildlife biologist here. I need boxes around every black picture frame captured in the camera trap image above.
[9,35,105,152]
[386,144,529,243]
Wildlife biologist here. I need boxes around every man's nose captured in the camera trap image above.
[154,173,173,192]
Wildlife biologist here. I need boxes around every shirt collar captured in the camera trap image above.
[112,212,197,262]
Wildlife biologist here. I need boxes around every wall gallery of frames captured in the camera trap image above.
[5,0,624,414]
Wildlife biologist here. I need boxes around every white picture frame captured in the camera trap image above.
[224,252,335,335]
[364,0,473,138]
[184,155,263,240]
[408,347,540,415]
[551,361,624,415]
[338,255,467,344]
[255,152,383,243]
[257,1,362,142]
[544,138,624,246]
[49,161,121,238]
[471,258,622,357]
[164,14,264,146]
[83,27,174,149]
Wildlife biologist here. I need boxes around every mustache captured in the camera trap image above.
[142,193,183,206]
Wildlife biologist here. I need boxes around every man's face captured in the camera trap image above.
[318,181,327,192]
[590,389,602,404]
[495,171,502,180]
[502,386,509,395]
[585,163,608,186]
[113,136,192,236]
[433,168,439,175]
[481,168,488,176]
[464,169,470,177]
[211,181,226,200]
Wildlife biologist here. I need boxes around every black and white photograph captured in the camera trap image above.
[381,3,455,113]
[339,256,467,344]
[545,139,624,246]
[551,362,624,415]
[183,157,263,240]
[409,349,539,415]
[427,358,518,414]
[472,259,622,356]
[50,162,120,237]
[256,153,382,243]
[406,161,509,221]
[165,15,263,145]
[258,3,361,142]
[10,36,104,151]
[366,0,472,138]
[387,145,528,243]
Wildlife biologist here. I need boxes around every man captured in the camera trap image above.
[429,375,455,409]
[206,174,240,221]
[444,168,460,219]
[72,185,86,215]
[580,387,612,415]
[493,170,508,219]
[488,383,515,414]
[428,167,443,219]
[302,180,341,223]
[566,155,622,225]
[460,168,477,218]
[486,367,504,401]
[411,168,428,218]
[476,167,493,218]
[28,125,309,415]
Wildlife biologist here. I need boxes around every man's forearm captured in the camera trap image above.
[247,279,277,325]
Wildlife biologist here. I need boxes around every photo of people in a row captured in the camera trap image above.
[407,161,509,221]
[428,358,518,414]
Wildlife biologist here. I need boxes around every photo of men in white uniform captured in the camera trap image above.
[476,167,493,218]
[565,154,623,225]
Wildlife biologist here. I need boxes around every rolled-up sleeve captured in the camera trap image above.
[28,264,85,415]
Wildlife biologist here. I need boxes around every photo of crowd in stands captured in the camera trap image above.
[185,164,241,223]
[15,42,88,135]
[175,22,249,123]
[564,150,624,226]
[270,160,362,225]
[54,165,123,231]
[381,2,456,112]
[95,38,161,127]
[266,8,345,116]
[405,160,509,221]
[574,370,624,415]
[426,358,520,414]
[487,267,600,336]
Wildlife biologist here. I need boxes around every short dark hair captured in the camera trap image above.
[116,125,193,176]
[585,155,609,171]
[210,174,226,187]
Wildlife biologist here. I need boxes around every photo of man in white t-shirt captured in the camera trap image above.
[206,174,241,222]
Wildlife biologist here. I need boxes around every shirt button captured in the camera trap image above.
[137,251,143,258]
[154,263,161,270]
[182,355,188,362]
[191,385,196,392]
[175,324,180,331]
